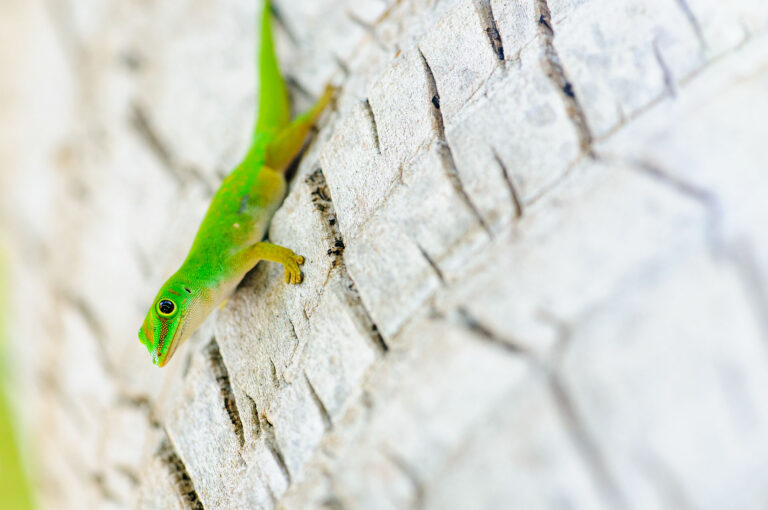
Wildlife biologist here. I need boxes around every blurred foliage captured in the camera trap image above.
[0,246,36,510]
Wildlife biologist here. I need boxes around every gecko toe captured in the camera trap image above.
[284,263,303,284]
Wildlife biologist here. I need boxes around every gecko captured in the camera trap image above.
[139,0,334,367]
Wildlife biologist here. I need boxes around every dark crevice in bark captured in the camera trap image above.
[474,0,505,60]
[652,41,677,98]
[333,53,351,77]
[549,374,627,510]
[363,98,382,155]
[620,156,722,248]
[265,482,278,508]
[345,8,375,33]
[204,338,245,448]
[284,74,315,102]
[130,103,214,196]
[130,104,175,175]
[338,269,390,353]
[725,242,768,346]
[538,312,626,509]
[261,419,292,484]
[321,496,348,510]
[287,316,299,343]
[306,168,346,266]
[492,149,523,219]
[624,158,717,207]
[115,465,140,486]
[673,0,707,50]
[384,449,425,509]
[304,372,333,430]
[416,243,446,286]
[91,472,119,503]
[418,48,493,238]
[117,393,161,428]
[457,307,528,355]
[345,8,388,51]
[269,1,299,46]
[58,289,104,339]
[305,168,389,353]
[269,358,281,388]
[598,27,756,143]
[244,393,262,440]
[621,157,768,341]
[156,435,205,510]
[535,0,594,156]
[56,288,115,375]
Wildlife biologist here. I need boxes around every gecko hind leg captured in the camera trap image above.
[265,84,337,171]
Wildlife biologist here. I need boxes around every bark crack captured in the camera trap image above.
[346,8,388,51]
[549,373,627,510]
[418,48,493,238]
[383,449,425,509]
[333,53,351,78]
[261,419,292,484]
[244,393,262,440]
[287,316,300,343]
[156,435,205,510]
[622,158,717,207]
[363,98,382,155]
[536,311,627,509]
[305,168,389,353]
[117,393,161,429]
[269,1,299,47]
[269,358,281,388]
[56,288,115,375]
[725,242,768,346]
[457,307,528,355]
[205,338,245,448]
[285,74,315,103]
[673,0,707,50]
[618,157,721,247]
[600,28,760,144]
[304,372,333,430]
[652,40,677,98]
[621,157,768,343]
[91,472,119,503]
[416,243,446,286]
[492,149,523,219]
[535,0,594,155]
[130,103,214,196]
[474,0,505,60]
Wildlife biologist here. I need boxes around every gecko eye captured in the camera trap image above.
[157,299,176,316]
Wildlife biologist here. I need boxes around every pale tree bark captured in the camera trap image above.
[1,0,768,509]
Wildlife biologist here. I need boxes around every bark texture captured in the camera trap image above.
[1,0,768,509]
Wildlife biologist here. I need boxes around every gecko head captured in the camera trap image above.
[139,279,202,367]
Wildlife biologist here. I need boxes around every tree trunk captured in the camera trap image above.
[2,0,767,509]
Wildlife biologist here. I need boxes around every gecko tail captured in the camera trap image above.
[253,0,290,139]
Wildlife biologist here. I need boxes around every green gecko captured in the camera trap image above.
[139,0,333,367]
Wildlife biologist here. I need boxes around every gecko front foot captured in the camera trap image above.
[284,252,305,284]
[236,242,306,285]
